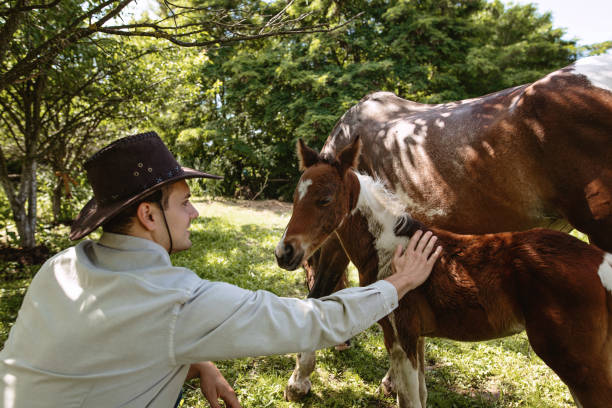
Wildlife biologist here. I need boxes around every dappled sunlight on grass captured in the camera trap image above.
[425,335,574,407]
[172,214,305,297]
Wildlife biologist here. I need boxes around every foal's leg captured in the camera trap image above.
[520,259,612,408]
[417,337,427,407]
[284,351,316,401]
[389,341,423,408]
[378,317,397,396]
[382,315,422,408]
[378,318,427,407]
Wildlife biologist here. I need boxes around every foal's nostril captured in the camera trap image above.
[285,243,294,259]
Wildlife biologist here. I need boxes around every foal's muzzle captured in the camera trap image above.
[275,241,304,270]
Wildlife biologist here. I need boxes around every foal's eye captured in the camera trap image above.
[317,197,332,207]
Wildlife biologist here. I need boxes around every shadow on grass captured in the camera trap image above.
[317,340,389,384]
[487,333,534,359]
[299,373,506,408]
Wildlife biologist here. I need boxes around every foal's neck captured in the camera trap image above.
[342,172,419,280]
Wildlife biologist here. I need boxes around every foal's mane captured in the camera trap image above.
[353,171,406,218]
[351,171,427,279]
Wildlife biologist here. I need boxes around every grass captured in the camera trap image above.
[0,197,576,407]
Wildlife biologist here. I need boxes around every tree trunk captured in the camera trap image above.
[52,177,63,224]
[12,160,37,249]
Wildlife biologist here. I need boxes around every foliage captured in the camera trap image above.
[0,198,577,406]
[0,0,345,91]
[0,0,354,247]
[166,0,581,200]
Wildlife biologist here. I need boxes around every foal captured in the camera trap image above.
[275,138,612,408]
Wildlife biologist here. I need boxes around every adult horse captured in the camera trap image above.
[285,53,612,400]
[275,138,612,408]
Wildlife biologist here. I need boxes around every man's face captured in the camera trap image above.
[157,180,199,253]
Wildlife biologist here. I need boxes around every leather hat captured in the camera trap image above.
[69,131,221,240]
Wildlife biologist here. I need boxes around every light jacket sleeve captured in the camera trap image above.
[172,279,398,363]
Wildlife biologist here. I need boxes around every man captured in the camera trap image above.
[0,132,441,407]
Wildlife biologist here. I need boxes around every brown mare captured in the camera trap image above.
[287,53,612,401]
[275,138,612,408]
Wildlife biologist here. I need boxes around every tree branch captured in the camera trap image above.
[97,17,357,48]
[0,0,61,15]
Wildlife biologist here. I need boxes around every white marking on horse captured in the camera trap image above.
[572,53,612,93]
[388,314,422,407]
[297,179,313,201]
[353,173,411,280]
[597,253,612,292]
[285,351,316,400]
[394,188,448,220]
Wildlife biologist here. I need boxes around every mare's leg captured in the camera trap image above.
[562,172,612,251]
[284,351,316,401]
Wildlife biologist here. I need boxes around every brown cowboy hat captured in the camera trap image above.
[69,131,222,241]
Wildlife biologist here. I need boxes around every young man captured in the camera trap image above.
[0,132,441,407]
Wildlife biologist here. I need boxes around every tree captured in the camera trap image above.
[0,34,136,246]
[177,0,581,199]
[0,0,355,248]
[0,0,354,90]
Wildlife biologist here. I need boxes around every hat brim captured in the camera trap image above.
[69,167,222,241]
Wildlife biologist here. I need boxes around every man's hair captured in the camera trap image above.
[102,185,171,235]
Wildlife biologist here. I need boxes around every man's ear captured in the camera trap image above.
[135,202,158,232]
[337,136,362,174]
[297,138,320,171]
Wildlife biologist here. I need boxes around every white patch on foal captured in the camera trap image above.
[297,178,313,201]
[597,253,612,292]
[354,173,410,279]
[388,314,423,408]
[572,53,612,93]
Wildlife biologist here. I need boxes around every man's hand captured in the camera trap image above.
[385,230,442,299]
[186,362,241,408]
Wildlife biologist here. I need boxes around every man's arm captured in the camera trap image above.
[173,231,440,362]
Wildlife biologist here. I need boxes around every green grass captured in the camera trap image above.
[0,197,576,407]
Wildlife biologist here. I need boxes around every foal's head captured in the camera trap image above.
[275,138,362,270]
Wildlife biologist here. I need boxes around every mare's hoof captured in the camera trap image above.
[284,379,311,401]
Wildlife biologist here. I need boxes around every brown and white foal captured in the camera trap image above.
[275,138,612,408]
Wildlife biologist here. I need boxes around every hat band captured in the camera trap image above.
[95,166,184,206]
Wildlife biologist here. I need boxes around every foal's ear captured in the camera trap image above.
[337,136,362,174]
[297,139,320,171]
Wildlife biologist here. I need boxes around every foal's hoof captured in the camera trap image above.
[284,378,311,401]
[334,339,352,351]
[379,373,397,397]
